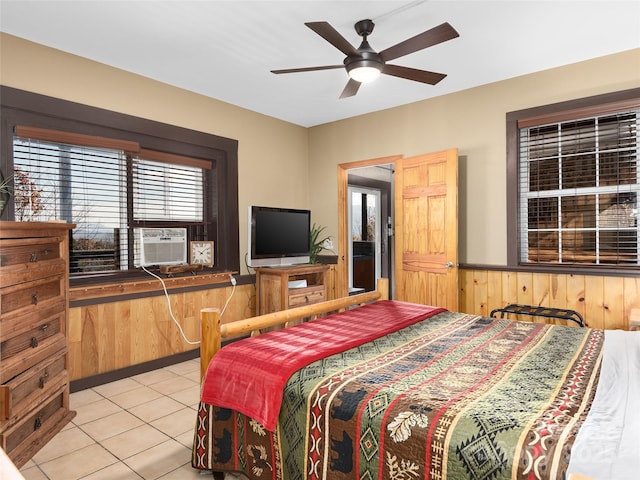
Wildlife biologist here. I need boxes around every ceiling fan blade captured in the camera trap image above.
[305,21,359,57]
[382,64,447,85]
[271,65,343,74]
[379,22,459,62]
[339,79,361,99]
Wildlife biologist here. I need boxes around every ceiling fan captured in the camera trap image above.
[271,19,459,99]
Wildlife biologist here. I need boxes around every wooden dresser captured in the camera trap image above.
[0,221,76,467]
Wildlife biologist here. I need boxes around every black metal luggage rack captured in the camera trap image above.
[490,304,585,327]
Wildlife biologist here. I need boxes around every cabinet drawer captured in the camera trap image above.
[1,354,67,422]
[0,275,64,318]
[1,388,68,463]
[0,239,61,267]
[289,288,325,307]
[0,305,66,383]
[1,301,65,342]
[1,314,62,362]
[0,238,66,288]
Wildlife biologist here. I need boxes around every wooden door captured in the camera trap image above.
[394,149,458,309]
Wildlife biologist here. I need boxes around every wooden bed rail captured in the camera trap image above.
[200,278,389,380]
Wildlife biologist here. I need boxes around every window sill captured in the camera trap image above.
[460,263,640,278]
[70,270,237,303]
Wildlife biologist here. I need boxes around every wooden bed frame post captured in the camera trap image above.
[378,277,389,300]
[200,307,221,381]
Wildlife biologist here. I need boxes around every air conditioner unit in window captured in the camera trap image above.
[137,228,187,267]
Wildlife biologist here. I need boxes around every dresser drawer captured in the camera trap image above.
[1,301,65,341]
[0,238,62,267]
[0,275,64,318]
[1,312,62,361]
[1,353,67,422]
[0,388,70,466]
[0,304,66,383]
[0,237,66,288]
[288,287,325,307]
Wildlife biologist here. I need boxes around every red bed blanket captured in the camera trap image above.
[200,300,446,431]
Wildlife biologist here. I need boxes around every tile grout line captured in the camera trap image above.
[21,360,205,480]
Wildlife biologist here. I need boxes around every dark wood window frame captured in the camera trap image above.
[506,87,640,276]
[0,86,239,285]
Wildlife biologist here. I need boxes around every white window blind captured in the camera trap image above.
[519,110,639,265]
[13,129,207,274]
[13,136,129,273]
[133,157,203,222]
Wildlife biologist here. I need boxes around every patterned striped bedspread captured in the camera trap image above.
[192,309,604,480]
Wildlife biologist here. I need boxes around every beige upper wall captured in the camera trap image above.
[308,48,640,265]
[2,33,639,268]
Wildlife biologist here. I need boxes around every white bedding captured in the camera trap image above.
[568,330,640,479]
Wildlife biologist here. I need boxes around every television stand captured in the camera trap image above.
[255,264,329,315]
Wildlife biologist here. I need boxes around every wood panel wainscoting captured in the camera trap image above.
[69,263,637,386]
[69,263,338,384]
[459,267,640,330]
[69,279,250,383]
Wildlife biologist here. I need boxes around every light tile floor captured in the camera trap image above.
[19,359,246,480]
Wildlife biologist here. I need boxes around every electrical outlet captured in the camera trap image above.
[323,238,333,250]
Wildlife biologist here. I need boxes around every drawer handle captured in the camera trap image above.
[39,369,49,389]
[305,295,310,303]
[31,337,39,348]
[32,293,38,305]
[30,252,38,262]
[34,414,43,431]
[41,323,49,332]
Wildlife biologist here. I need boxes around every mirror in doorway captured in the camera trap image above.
[348,162,393,294]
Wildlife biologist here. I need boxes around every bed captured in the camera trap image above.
[192,279,639,480]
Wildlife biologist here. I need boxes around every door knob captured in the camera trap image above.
[445,261,455,269]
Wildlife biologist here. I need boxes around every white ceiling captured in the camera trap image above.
[1,1,638,127]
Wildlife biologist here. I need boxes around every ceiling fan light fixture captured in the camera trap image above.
[346,60,382,83]
[274,19,459,98]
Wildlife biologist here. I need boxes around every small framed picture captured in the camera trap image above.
[190,241,214,267]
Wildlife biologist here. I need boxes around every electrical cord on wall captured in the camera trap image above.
[220,274,236,317]
[244,251,257,283]
[141,266,236,345]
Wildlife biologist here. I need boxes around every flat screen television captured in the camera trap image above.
[247,205,311,267]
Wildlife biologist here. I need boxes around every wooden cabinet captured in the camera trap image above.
[0,221,76,468]
[256,264,328,314]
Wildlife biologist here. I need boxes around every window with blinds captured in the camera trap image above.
[2,87,239,283]
[13,131,208,274]
[519,110,639,266]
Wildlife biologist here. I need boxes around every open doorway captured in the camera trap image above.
[347,164,394,294]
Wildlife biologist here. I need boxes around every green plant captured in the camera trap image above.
[0,174,12,194]
[310,223,332,263]
[0,173,12,216]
